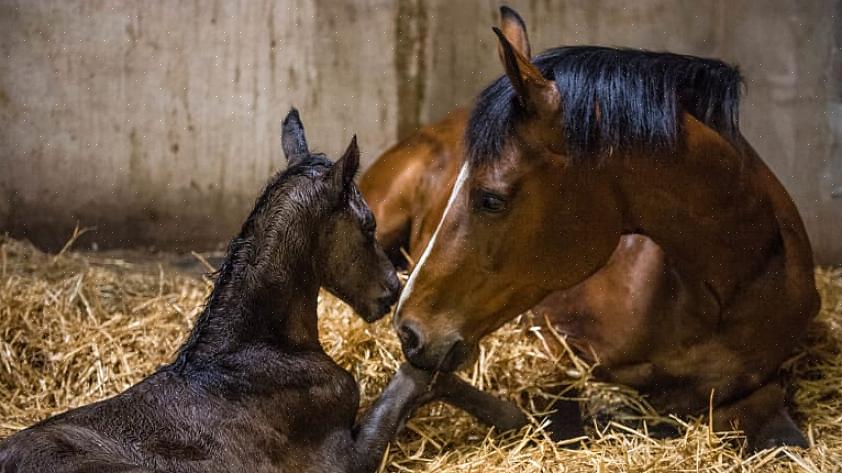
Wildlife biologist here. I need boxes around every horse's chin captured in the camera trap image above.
[436,340,479,373]
[455,344,480,372]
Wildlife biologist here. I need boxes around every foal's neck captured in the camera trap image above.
[176,209,323,367]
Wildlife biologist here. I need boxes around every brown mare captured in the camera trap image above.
[361,7,819,451]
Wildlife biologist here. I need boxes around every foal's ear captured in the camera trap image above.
[498,6,531,61]
[282,108,310,167]
[492,27,560,118]
[329,135,360,194]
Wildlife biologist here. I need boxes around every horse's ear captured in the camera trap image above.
[492,27,560,118]
[330,135,360,194]
[282,107,309,167]
[498,6,530,61]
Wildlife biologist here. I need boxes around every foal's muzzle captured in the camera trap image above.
[363,273,401,322]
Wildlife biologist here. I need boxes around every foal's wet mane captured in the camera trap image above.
[172,155,332,370]
[466,46,743,163]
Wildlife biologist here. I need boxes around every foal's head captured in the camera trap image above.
[280,109,400,322]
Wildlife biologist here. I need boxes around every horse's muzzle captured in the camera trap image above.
[397,322,467,372]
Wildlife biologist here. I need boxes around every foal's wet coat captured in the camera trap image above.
[0,110,526,473]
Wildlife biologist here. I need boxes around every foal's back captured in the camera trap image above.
[0,342,360,472]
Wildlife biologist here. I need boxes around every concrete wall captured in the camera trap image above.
[1,0,840,262]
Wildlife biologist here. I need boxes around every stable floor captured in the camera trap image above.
[1,237,840,472]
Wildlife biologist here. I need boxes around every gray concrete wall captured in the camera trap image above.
[1,0,840,262]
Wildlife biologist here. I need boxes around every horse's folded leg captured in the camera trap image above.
[712,382,808,452]
[432,374,528,432]
[524,385,586,444]
[749,408,808,452]
[642,420,681,440]
[544,398,587,443]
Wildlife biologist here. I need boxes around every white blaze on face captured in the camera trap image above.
[395,162,471,316]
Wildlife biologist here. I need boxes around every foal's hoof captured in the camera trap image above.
[395,363,435,396]
[747,409,809,452]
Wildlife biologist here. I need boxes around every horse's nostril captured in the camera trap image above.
[398,324,423,354]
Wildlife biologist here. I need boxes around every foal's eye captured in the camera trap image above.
[362,221,376,239]
[476,191,508,213]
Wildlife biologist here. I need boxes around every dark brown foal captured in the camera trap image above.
[0,110,525,473]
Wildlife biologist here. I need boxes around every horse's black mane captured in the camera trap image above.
[466,46,743,163]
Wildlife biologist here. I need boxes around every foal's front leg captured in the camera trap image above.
[350,364,528,473]
[350,363,434,473]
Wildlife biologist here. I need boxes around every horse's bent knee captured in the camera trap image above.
[712,383,806,451]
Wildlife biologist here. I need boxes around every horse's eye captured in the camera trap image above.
[477,191,507,213]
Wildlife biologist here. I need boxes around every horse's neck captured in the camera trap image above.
[613,117,780,299]
[176,227,322,367]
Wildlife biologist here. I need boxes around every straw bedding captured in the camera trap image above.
[1,235,840,472]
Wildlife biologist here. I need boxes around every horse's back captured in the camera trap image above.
[739,136,818,312]
[361,109,468,265]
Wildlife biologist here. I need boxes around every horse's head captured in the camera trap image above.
[282,109,401,323]
[393,8,623,371]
